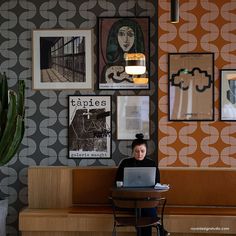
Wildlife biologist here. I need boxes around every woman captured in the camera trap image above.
[115,133,169,236]
[116,133,159,183]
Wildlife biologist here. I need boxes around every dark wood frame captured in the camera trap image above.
[68,95,112,159]
[97,16,150,90]
[220,69,236,121]
[168,52,214,121]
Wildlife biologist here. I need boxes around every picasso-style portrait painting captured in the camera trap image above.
[98,17,150,90]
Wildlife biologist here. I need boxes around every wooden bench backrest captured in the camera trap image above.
[72,167,117,205]
[160,168,236,206]
[28,166,236,208]
[28,167,73,208]
[72,167,236,207]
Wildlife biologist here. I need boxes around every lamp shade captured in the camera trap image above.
[124,53,146,75]
[171,0,179,23]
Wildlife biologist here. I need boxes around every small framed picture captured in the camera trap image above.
[117,96,150,140]
[97,17,150,90]
[68,95,111,159]
[32,29,93,90]
[220,69,236,121]
[168,52,214,121]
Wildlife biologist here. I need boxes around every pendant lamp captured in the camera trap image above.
[171,0,179,23]
[124,0,147,77]
[124,53,146,75]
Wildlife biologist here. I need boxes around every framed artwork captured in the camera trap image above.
[97,17,150,90]
[168,53,214,121]
[32,29,93,90]
[68,95,111,159]
[220,69,236,121]
[117,96,150,140]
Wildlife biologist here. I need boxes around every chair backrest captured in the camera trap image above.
[111,196,166,219]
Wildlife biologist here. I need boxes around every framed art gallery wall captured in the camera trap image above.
[158,0,236,168]
[0,1,159,234]
[30,11,156,163]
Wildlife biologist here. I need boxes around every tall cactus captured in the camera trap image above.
[0,72,25,166]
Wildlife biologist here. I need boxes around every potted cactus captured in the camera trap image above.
[0,72,25,166]
[0,72,25,236]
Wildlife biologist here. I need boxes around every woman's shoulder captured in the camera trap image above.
[119,157,141,168]
[144,157,156,166]
[119,157,133,165]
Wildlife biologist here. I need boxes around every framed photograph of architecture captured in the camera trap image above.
[97,17,150,90]
[168,52,214,121]
[68,95,111,159]
[117,96,150,140]
[32,29,93,90]
[220,69,236,121]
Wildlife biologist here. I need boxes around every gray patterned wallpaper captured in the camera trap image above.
[0,0,157,234]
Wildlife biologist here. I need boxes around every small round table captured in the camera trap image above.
[111,187,168,198]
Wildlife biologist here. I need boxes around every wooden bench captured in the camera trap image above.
[162,168,236,235]
[19,166,236,235]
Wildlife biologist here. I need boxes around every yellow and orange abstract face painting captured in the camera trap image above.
[158,0,236,168]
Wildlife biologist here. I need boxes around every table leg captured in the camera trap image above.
[137,208,142,236]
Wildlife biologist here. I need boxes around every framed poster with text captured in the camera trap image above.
[68,95,111,159]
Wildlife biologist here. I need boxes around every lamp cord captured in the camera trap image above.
[134,0,138,54]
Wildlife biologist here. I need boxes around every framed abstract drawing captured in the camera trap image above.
[32,29,93,90]
[168,53,214,121]
[97,17,150,90]
[220,69,236,121]
[117,96,150,140]
[68,95,111,159]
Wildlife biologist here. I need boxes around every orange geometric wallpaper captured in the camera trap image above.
[158,0,236,167]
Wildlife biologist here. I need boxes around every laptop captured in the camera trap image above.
[123,167,156,188]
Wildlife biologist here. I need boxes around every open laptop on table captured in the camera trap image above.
[123,167,156,188]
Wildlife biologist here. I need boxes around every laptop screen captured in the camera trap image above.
[123,167,156,188]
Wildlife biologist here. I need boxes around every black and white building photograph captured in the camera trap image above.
[32,29,93,90]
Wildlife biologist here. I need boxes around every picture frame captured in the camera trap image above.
[220,69,236,121]
[32,29,93,90]
[97,17,150,90]
[168,52,214,121]
[117,96,150,140]
[68,95,111,159]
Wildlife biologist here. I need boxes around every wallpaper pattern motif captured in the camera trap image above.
[0,0,156,234]
[158,0,236,167]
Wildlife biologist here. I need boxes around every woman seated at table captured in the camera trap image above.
[115,133,169,236]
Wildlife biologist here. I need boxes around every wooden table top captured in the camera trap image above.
[111,187,168,199]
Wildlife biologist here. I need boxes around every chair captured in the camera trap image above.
[110,195,167,236]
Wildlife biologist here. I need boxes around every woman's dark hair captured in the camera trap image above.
[131,133,147,151]
[106,19,145,63]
